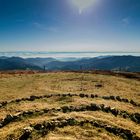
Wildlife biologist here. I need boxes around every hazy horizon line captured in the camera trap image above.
[0,51,140,53]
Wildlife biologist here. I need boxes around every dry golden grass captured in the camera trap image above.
[0,72,140,101]
[39,126,123,140]
[0,71,140,140]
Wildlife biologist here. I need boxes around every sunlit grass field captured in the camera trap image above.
[0,71,140,140]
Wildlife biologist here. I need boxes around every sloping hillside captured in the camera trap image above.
[46,56,140,72]
[0,56,140,72]
[0,71,140,140]
[0,57,41,70]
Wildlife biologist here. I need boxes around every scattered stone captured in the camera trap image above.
[122,129,134,139]
[79,93,85,98]
[29,95,38,101]
[22,98,28,101]
[67,93,72,97]
[58,120,67,128]
[122,114,129,119]
[13,114,20,120]
[15,99,21,103]
[19,127,33,140]
[67,118,77,126]
[93,122,100,127]
[95,94,98,98]
[0,122,3,128]
[85,94,89,98]
[79,106,87,111]
[110,96,115,100]
[95,84,103,88]
[34,123,43,130]
[90,103,100,111]
[4,114,14,124]
[122,98,129,103]
[23,126,33,132]
[110,108,119,116]
[132,113,140,123]
[43,109,49,113]
[79,121,85,126]
[1,101,7,106]
[102,96,110,100]
[61,94,65,97]
[130,100,137,106]
[23,111,34,116]
[116,96,122,102]
[61,106,70,113]
[103,106,111,113]
[91,94,95,98]
[100,104,105,109]
[133,135,140,140]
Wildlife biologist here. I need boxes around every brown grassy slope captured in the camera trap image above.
[0,72,140,102]
[0,71,140,140]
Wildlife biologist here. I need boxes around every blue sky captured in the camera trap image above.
[0,0,140,52]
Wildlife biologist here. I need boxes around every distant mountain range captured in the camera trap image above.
[0,56,140,72]
[0,57,41,70]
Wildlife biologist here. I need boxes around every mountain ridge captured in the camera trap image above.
[0,55,140,72]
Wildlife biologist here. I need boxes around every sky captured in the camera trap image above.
[0,0,140,52]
